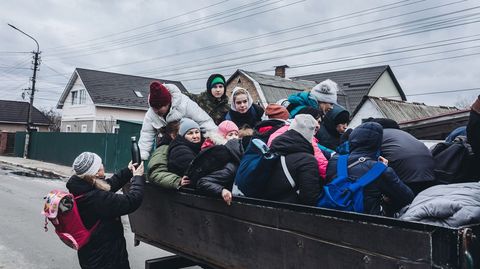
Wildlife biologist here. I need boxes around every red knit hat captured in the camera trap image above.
[265,104,289,120]
[149,81,172,108]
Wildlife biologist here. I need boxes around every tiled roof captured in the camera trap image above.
[0,100,51,125]
[293,65,406,112]
[356,96,459,123]
[57,68,188,109]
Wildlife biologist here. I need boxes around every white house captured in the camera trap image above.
[56,68,188,133]
[293,65,406,113]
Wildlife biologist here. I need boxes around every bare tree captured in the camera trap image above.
[98,116,116,133]
[455,94,477,109]
[39,107,62,132]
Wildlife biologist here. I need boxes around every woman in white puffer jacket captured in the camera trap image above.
[139,81,217,160]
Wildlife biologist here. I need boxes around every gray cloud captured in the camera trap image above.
[1,0,479,111]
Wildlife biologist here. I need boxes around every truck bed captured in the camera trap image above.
[126,183,479,269]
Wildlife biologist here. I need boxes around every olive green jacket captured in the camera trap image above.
[147,145,181,189]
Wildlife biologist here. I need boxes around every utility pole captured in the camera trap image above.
[8,23,41,158]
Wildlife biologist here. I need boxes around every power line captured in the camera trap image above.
[38,0,446,78]
[405,88,480,97]
[45,0,231,50]
[46,0,284,56]
[141,14,480,79]
[96,0,421,70]
[137,4,480,76]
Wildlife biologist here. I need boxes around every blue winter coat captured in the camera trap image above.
[326,122,414,216]
[287,92,318,118]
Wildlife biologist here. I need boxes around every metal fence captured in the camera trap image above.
[14,120,143,173]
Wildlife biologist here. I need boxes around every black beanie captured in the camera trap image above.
[334,111,350,125]
[363,117,400,129]
[296,107,322,119]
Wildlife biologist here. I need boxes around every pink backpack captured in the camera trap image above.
[42,190,99,250]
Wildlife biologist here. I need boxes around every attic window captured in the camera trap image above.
[71,89,86,105]
[237,78,241,83]
[133,90,143,98]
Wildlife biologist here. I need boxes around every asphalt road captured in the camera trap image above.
[0,163,170,269]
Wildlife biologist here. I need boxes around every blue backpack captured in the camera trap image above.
[233,139,290,198]
[317,154,387,213]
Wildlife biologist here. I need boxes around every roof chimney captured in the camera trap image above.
[274,65,289,78]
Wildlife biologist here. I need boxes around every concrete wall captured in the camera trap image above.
[368,71,402,100]
[61,120,94,133]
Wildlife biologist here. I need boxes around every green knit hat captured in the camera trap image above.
[206,74,225,92]
[210,76,225,89]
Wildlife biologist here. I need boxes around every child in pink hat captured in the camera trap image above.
[202,120,239,149]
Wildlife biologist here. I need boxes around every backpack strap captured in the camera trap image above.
[349,162,388,193]
[72,192,101,232]
[280,156,300,195]
[336,154,348,179]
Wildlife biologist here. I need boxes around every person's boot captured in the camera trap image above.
[471,95,480,114]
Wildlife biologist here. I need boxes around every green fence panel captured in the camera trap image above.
[14,132,26,157]
[12,120,145,173]
[28,132,118,173]
[116,120,145,170]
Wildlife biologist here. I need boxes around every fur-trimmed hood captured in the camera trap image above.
[205,131,229,146]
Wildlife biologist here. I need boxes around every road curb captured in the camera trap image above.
[0,160,69,180]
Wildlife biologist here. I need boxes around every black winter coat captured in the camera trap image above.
[326,122,414,216]
[252,119,286,142]
[168,135,202,176]
[263,130,322,205]
[315,104,349,151]
[381,129,435,193]
[66,168,144,269]
[467,108,480,179]
[197,139,244,197]
[225,103,264,129]
[467,109,480,157]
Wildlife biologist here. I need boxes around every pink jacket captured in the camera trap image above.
[267,125,328,180]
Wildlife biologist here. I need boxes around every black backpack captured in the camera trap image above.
[431,136,476,184]
[185,145,233,187]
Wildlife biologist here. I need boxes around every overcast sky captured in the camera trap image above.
[1,0,479,111]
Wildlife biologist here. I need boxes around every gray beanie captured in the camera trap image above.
[288,114,319,142]
[178,118,200,137]
[73,152,102,177]
[310,79,338,104]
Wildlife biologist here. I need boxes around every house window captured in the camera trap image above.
[81,125,88,133]
[71,89,87,105]
[66,125,71,132]
[133,90,143,98]
[71,91,77,105]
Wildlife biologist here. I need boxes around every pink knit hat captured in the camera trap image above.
[218,120,239,137]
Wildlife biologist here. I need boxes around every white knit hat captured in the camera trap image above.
[288,114,319,142]
[310,79,338,104]
[73,152,102,177]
